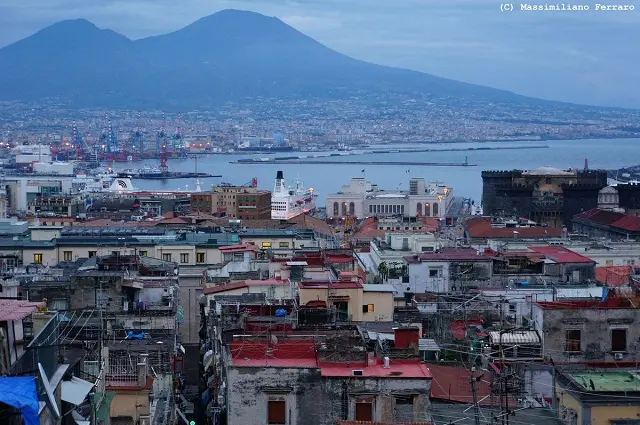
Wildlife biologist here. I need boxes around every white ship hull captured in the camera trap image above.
[271,171,316,220]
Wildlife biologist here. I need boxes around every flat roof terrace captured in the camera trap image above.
[568,371,640,392]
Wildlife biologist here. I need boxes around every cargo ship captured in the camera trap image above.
[271,170,316,220]
[236,134,294,153]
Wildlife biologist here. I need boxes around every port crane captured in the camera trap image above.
[130,112,144,160]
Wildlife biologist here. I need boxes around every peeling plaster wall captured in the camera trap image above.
[225,365,432,425]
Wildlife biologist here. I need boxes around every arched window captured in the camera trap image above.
[333,202,339,216]
[433,202,439,216]
[341,202,348,216]
[424,203,431,217]
[349,202,355,216]
[416,202,422,216]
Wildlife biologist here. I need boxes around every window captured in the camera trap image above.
[180,253,189,264]
[433,202,439,216]
[63,251,73,261]
[139,250,148,257]
[429,269,442,278]
[196,252,205,263]
[394,397,414,421]
[111,251,119,257]
[611,329,627,352]
[267,400,286,424]
[162,253,172,262]
[362,304,374,313]
[262,242,272,249]
[279,242,289,248]
[565,329,581,352]
[355,402,373,421]
[33,253,43,264]
[605,260,614,266]
[88,251,97,258]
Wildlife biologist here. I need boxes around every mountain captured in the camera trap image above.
[0,10,575,109]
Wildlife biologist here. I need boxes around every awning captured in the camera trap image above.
[62,377,95,406]
[488,330,541,345]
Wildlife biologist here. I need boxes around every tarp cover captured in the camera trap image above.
[0,376,40,425]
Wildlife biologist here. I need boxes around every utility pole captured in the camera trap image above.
[470,367,482,425]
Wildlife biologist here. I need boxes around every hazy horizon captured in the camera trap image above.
[1,0,638,109]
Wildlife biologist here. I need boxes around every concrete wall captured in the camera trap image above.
[110,390,150,423]
[534,305,640,362]
[591,405,640,425]
[225,365,431,425]
[362,291,394,322]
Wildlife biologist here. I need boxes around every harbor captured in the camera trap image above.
[233,159,477,166]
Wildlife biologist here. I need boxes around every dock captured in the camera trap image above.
[233,159,476,166]
[119,172,220,180]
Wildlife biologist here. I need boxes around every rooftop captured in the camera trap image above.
[428,364,490,404]
[203,279,290,295]
[405,247,491,263]
[229,340,431,379]
[528,246,595,264]
[535,292,640,310]
[566,371,640,392]
[0,299,45,321]
[466,216,562,239]
[299,280,362,289]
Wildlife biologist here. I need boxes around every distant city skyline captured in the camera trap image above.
[1,0,638,108]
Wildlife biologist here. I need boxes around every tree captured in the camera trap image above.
[378,261,389,281]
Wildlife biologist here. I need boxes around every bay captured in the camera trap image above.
[111,138,639,205]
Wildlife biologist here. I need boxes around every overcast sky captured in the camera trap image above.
[1,0,638,108]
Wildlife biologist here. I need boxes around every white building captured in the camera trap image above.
[326,177,453,219]
[12,144,53,165]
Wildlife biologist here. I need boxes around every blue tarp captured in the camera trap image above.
[0,376,40,425]
[125,330,145,340]
[275,309,287,317]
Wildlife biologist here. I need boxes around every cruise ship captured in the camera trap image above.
[271,171,316,220]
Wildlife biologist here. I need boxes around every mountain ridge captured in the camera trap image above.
[0,9,598,110]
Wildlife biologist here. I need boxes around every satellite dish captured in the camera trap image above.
[38,362,61,419]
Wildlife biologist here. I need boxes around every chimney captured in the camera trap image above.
[137,354,149,387]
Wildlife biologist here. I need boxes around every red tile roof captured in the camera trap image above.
[428,364,490,404]
[0,300,45,322]
[596,266,633,287]
[466,217,561,239]
[528,246,594,264]
[219,243,258,253]
[611,215,640,232]
[573,208,626,226]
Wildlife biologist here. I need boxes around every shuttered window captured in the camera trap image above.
[268,400,286,424]
[355,402,373,421]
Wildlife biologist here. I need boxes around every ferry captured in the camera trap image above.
[271,170,317,220]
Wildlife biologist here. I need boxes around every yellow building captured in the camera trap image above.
[298,273,395,322]
[556,369,640,425]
